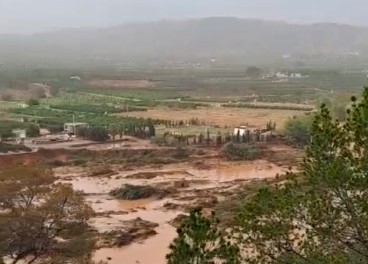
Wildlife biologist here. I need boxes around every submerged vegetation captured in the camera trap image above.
[222,142,261,161]
[110,184,167,200]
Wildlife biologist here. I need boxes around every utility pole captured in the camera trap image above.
[34,111,38,125]
[72,114,75,135]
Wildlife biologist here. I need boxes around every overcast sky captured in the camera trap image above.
[0,0,367,34]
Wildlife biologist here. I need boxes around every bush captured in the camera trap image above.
[26,124,40,137]
[27,98,40,106]
[79,127,109,142]
[222,143,260,161]
[110,184,166,200]
[283,115,314,146]
[0,143,31,153]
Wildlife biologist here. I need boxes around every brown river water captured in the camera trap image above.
[55,159,286,264]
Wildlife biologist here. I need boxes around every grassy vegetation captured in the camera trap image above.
[50,103,146,114]
[1,66,366,138]
[0,120,39,138]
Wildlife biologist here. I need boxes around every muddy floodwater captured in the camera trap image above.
[56,158,288,264]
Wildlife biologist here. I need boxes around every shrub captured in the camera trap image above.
[27,98,40,106]
[222,143,260,161]
[0,143,31,153]
[283,115,314,146]
[26,124,40,137]
[110,184,166,200]
[79,127,109,142]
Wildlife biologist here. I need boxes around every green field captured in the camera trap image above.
[0,66,367,138]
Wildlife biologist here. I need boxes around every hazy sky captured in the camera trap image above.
[0,0,367,34]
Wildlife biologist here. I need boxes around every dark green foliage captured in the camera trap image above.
[26,124,40,137]
[0,143,31,153]
[223,143,260,160]
[167,208,241,264]
[10,106,156,138]
[283,115,314,146]
[110,184,165,200]
[0,120,39,138]
[223,103,314,111]
[44,124,64,134]
[79,127,109,142]
[234,86,368,263]
[246,66,262,78]
[266,120,277,131]
[50,104,146,114]
[27,98,40,106]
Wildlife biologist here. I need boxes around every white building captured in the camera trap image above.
[276,72,288,78]
[233,126,248,136]
[12,129,27,143]
[63,123,88,135]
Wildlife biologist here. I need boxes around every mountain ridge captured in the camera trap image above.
[1,17,367,67]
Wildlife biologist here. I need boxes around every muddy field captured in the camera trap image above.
[57,159,290,264]
[0,137,301,264]
[122,106,306,127]
[87,80,154,89]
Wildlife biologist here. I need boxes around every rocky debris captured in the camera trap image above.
[125,172,159,180]
[163,202,182,211]
[96,218,159,248]
[88,165,115,177]
[95,210,129,217]
[196,196,219,209]
[173,180,190,188]
[193,161,213,170]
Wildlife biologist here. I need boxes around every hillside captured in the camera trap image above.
[1,17,368,67]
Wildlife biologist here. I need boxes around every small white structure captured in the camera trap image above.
[12,129,27,143]
[63,123,88,135]
[233,126,248,136]
[276,72,288,79]
[70,76,82,81]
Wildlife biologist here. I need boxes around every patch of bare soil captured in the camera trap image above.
[48,140,301,264]
[123,106,306,127]
[87,80,154,89]
[96,218,159,248]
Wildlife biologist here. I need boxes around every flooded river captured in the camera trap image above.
[55,159,287,264]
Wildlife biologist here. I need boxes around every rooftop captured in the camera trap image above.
[64,122,88,126]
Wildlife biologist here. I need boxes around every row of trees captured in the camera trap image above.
[222,102,314,111]
[159,129,275,147]
[168,87,368,263]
